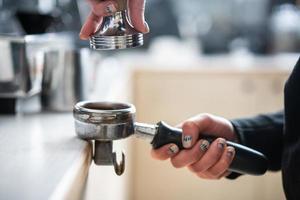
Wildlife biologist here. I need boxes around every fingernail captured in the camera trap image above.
[217,139,226,150]
[199,140,210,151]
[79,33,89,40]
[143,21,150,33]
[227,147,235,158]
[168,144,179,155]
[183,135,192,148]
[105,4,117,15]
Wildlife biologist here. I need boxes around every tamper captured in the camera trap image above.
[89,0,144,50]
[73,101,268,176]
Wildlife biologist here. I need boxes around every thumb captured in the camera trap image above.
[181,114,225,149]
[128,0,149,33]
[181,114,237,147]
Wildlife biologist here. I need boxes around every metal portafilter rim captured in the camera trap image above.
[74,101,135,121]
[73,101,136,140]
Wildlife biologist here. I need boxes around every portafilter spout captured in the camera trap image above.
[73,101,135,175]
[89,0,144,50]
[73,101,268,176]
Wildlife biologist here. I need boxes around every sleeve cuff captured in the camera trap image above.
[224,120,247,180]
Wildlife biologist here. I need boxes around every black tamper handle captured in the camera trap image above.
[151,121,268,175]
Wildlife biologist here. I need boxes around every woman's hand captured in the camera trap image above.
[151,113,238,179]
[79,0,149,40]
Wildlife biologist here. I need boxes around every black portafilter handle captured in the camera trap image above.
[151,121,268,175]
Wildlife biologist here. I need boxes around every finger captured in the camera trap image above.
[196,168,232,180]
[220,170,232,178]
[80,12,103,40]
[175,121,184,128]
[170,139,209,168]
[188,138,226,173]
[89,0,118,17]
[206,146,235,178]
[181,114,215,149]
[181,121,199,148]
[151,144,179,160]
[195,172,210,179]
[128,0,149,33]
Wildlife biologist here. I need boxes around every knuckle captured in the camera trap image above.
[150,150,161,159]
[182,121,194,130]
[196,173,205,179]
[170,158,183,168]
[188,165,198,173]
[209,169,221,177]
[191,151,202,162]
[208,147,222,159]
[201,113,214,125]
[189,164,204,173]
[219,158,230,167]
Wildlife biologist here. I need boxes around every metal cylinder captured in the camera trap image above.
[73,101,136,140]
[90,9,143,50]
[94,140,114,165]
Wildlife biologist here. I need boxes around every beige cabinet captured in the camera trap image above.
[129,67,290,200]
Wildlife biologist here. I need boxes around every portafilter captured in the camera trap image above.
[73,101,268,176]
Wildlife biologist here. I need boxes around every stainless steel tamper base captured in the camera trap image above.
[90,11,144,50]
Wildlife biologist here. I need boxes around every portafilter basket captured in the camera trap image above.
[73,101,268,176]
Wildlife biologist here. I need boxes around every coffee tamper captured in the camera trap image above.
[89,0,144,50]
[73,101,268,176]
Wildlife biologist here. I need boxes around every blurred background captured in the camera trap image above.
[1,0,300,53]
[0,0,300,199]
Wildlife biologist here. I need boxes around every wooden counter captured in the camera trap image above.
[0,113,92,200]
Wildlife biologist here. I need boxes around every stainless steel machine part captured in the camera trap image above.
[74,101,135,139]
[74,101,159,175]
[0,33,74,98]
[73,101,136,175]
[41,48,91,111]
[134,122,157,141]
[0,35,41,98]
[89,0,143,50]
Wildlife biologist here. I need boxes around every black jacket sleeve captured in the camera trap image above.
[227,111,284,179]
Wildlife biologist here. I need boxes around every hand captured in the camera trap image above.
[79,0,149,40]
[151,113,238,179]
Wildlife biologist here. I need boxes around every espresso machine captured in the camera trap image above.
[0,34,75,113]
[0,0,87,114]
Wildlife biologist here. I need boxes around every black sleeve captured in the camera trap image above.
[227,111,284,179]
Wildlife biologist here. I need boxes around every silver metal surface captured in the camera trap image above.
[73,101,161,176]
[0,33,74,98]
[112,151,125,175]
[73,101,136,140]
[74,101,136,175]
[41,48,91,111]
[0,36,37,98]
[94,140,126,175]
[90,11,143,50]
[134,122,157,141]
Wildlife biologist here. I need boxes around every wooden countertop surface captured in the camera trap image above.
[0,113,92,200]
